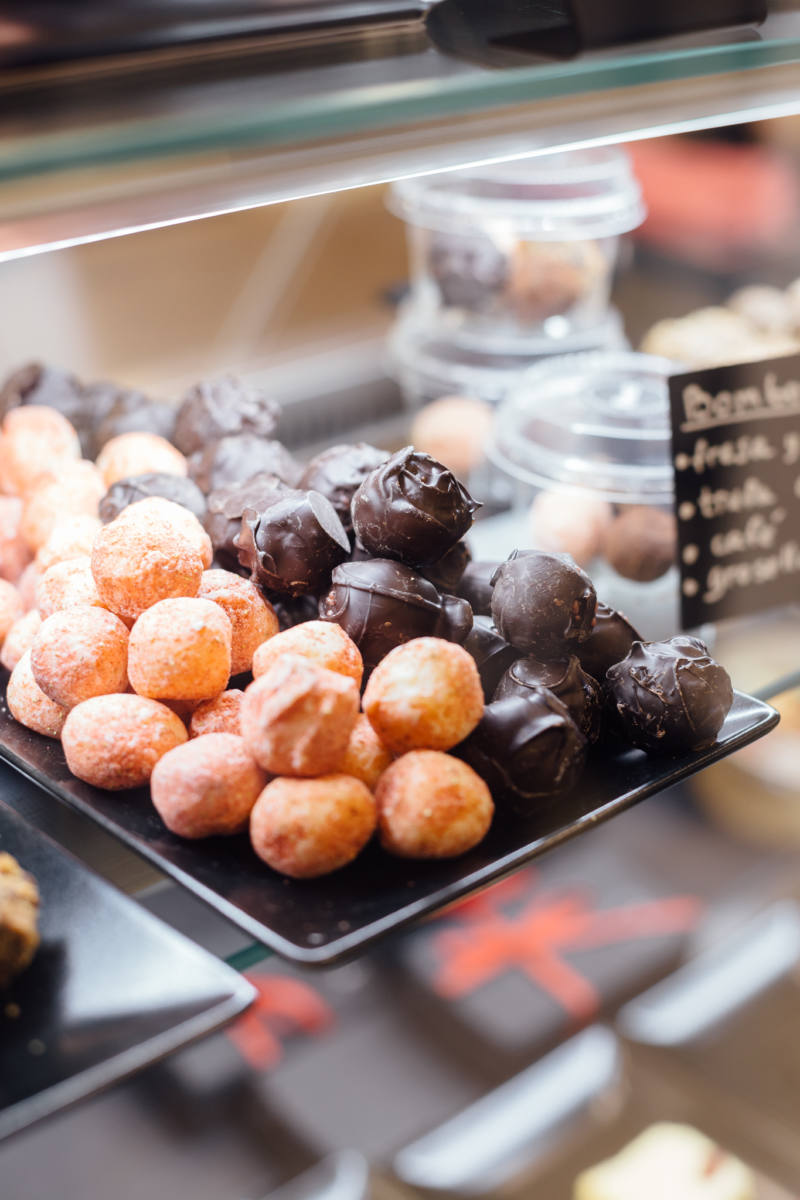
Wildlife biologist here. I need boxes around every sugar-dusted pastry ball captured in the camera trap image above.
[20,460,105,551]
[118,496,212,569]
[0,496,32,582]
[363,637,483,754]
[96,432,187,489]
[35,556,102,619]
[7,650,68,739]
[91,510,203,621]
[0,610,41,672]
[198,569,278,675]
[252,619,363,688]
[528,488,614,567]
[240,655,359,776]
[189,689,244,738]
[250,774,376,878]
[62,694,187,790]
[151,733,266,838]
[128,597,231,702]
[376,751,493,858]
[31,605,129,709]
[35,514,101,573]
[0,406,81,496]
[0,579,23,645]
[16,563,39,611]
[410,394,493,477]
[340,714,395,790]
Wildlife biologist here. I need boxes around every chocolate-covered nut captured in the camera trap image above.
[455,691,586,816]
[204,473,291,571]
[576,601,641,682]
[428,230,508,312]
[606,636,734,754]
[94,388,177,452]
[237,489,349,597]
[462,617,520,702]
[189,434,301,494]
[420,540,472,594]
[495,653,601,743]
[491,550,596,657]
[604,506,677,583]
[99,473,207,524]
[319,558,472,673]
[456,560,500,617]
[352,446,480,567]
[300,443,389,537]
[173,376,280,456]
[271,593,321,631]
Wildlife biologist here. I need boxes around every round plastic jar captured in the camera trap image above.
[389,147,645,352]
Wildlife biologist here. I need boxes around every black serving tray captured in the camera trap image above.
[0,690,778,965]
[0,800,255,1140]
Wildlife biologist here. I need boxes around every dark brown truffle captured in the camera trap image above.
[0,363,98,456]
[455,691,587,816]
[491,550,596,657]
[495,653,601,742]
[271,593,321,631]
[237,489,350,597]
[420,540,472,594]
[351,446,480,567]
[606,636,733,754]
[604,506,677,583]
[204,473,291,571]
[173,376,280,457]
[189,434,301,495]
[99,473,207,524]
[319,558,472,673]
[456,560,500,617]
[299,443,389,537]
[93,388,177,452]
[428,230,508,312]
[462,617,520,702]
[576,601,641,682]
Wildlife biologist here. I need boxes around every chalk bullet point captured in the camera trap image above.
[682,578,699,597]
[675,454,691,471]
[678,502,696,520]
[682,545,699,565]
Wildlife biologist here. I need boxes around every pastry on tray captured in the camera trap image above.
[0,851,40,989]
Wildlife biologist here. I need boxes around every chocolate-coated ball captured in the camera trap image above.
[189,434,300,494]
[495,653,601,743]
[491,550,596,657]
[0,363,97,454]
[575,601,641,682]
[462,617,520,702]
[204,473,290,571]
[173,376,280,457]
[420,540,471,594]
[93,389,177,452]
[456,560,500,617]
[99,473,207,524]
[300,443,389,537]
[237,489,350,597]
[428,230,508,312]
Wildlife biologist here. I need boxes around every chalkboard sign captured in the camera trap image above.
[669,353,800,629]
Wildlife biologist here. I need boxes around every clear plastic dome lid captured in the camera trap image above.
[390,147,646,241]
[488,351,679,504]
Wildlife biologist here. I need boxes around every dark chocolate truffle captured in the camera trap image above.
[300,443,389,537]
[0,363,99,455]
[99,473,207,524]
[462,617,520,702]
[319,558,472,673]
[204,473,291,571]
[495,653,601,742]
[189,434,301,495]
[271,593,321,631]
[456,560,500,617]
[173,376,280,457]
[420,540,472,594]
[604,506,677,583]
[351,446,480,567]
[237,489,350,597]
[576,602,641,682]
[491,550,596,657]
[428,230,508,312]
[606,636,734,754]
[455,691,586,816]
[93,388,177,452]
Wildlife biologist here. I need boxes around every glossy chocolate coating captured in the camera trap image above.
[204,473,291,571]
[495,653,601,743]
[99,473,207,524]
[351,446,480,567]
[576,602,641,682]
[319,558,472,673]
[237,489,350,597]
[173,376,280,457]
[189,434,301,495]
[455,691,587,816]
[420,540,472,594]
[428,230,508,312]
[300,443,389,537]
[606,636,734,754]
[462,617,520,702]
[456,560,500,617]
[491,550,596,657]
[94,389,177,451]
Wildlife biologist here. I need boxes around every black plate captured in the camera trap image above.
[0,691,777,965]
[0,801,255,1140]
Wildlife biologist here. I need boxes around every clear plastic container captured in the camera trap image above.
[389,147,645,352]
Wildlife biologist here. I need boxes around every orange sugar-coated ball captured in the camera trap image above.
[340,714,395,790]
[7,650,68,739]
[252,619,363,688]
[375,751,493,859]
[250,774,376,878]
[151,733,267,838]
[96,433,187,489]
[128,597,231,702]
[30,605,129,709]
[189,689,244,738]
[240,655,359,776]
[16,563,39,611]
[62,693,187,790]
[363,637,484,754]
[118,497,212,569]
[35,556,102,619]
[35,514,101,573]
[20,461,105,551]
[91,511,203,621]
[0,610,41,672]
[0,406,81,496]
[198,569,278,675]
[0,496,32,582]
[0,580,23,645]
